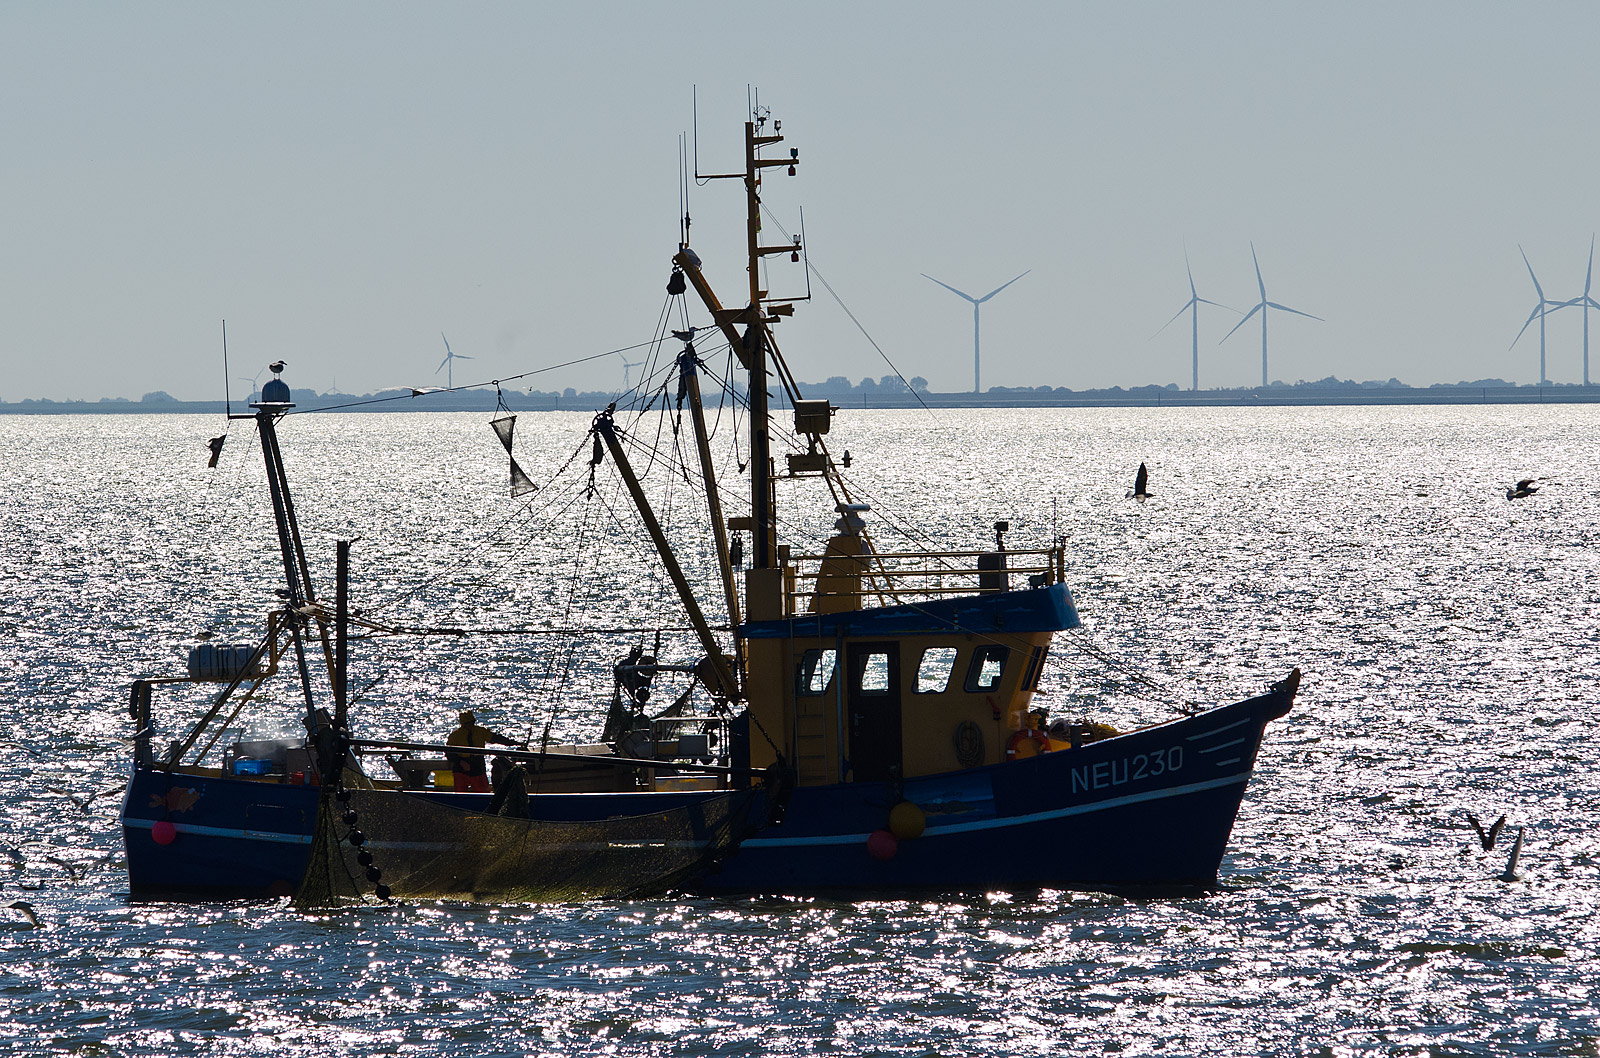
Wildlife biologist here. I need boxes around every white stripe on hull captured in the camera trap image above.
[744,771,1253,849]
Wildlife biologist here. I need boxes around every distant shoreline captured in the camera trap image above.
[4,384,1599,414]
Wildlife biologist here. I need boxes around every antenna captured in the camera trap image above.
[692,85,701,182]
[799,206,812,303]
[221,319,231,418]
[679,132,691,247]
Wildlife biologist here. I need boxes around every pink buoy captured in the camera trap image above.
[866,829,897,861]
[151,820,177,846]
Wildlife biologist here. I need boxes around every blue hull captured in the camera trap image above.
[122,774,745,899]
[123,684,1290,899]
[699,683,1290,893]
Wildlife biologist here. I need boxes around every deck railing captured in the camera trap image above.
[782,542,1065,613]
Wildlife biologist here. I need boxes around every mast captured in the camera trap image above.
[743,120,775,570]
[678,345,744,679]
[251,379,336,732]
[593,409,739,701]
[680,112,799,574]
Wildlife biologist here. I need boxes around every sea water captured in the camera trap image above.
[1,406,1597,1056]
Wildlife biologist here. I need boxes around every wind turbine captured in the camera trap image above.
[436,332,473,389]
[1219,243,1323,388]
[921,270,1030,393]
[1510,247,1567,385]
[1558,235,1600,385]
[618,353,645,391]
[237,369,264,402]
[1155,251,1236,391]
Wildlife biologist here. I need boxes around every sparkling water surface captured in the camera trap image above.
[1,406,1597,1056]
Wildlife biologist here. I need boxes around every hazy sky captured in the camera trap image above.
[6,2,1600,401]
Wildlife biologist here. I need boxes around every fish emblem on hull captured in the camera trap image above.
[149,788,201,813]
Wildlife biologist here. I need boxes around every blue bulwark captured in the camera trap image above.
[740,583,1080,640]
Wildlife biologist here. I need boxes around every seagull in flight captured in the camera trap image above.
[206,435,225,468]
[1505,478,1539,500]
[1466,811,1507,850]
[1498,827,1525,882]
[1127,462,1151,500]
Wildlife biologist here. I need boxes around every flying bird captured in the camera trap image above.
[1127,463,1151,500]
[206,435,225,468]
[1505,478,1539,500]
[1466,811,1507,850]
[1499,827,1525,882]
[5,901,38,928]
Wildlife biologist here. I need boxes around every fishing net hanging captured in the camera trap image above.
[295,784,766,906]
[490,414,538,498]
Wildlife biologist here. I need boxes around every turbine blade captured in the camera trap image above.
[455,353,474,359]
[975,270,1031,303]
[921,274,978,302]
[441,331,452,354]
[1266,302,1324,321]
[436,355,450,373]
[1153,298,1197,337]
[1185,249,1197,298]
[1510,304,1543,348]
[1587,234,1595,296]
[1251,242,1266,300]
[1520,246,1545,299]
[1220,303,1263,342]
[1196,298,1239,313]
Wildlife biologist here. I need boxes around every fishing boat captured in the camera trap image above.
[120,105,1299,902]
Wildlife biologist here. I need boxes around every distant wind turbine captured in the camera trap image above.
[618,354,645,391]
[237,370,264,402]
[922,270,1030,393]
[1155,251,1236,391]
[436,332,473,389]
[1557,235,1600,386]
[1510,247,1569,386]
[1219,243,1323,388]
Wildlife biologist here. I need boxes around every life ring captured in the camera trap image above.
[1005,728,1051,760]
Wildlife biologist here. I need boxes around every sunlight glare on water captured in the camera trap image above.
[1,405,1597,1056]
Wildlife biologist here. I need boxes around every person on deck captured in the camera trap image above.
[446,710,518,793]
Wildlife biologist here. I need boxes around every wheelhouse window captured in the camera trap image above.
[914,647,958,694]
[1019,645,1048,691]
[854,649,891,695]
[964,645,1010,692]
[797,649,837,696]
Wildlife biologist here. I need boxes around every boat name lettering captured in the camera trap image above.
[1071,747,1183,793]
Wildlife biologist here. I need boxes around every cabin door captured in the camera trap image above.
[846,642,901,782]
